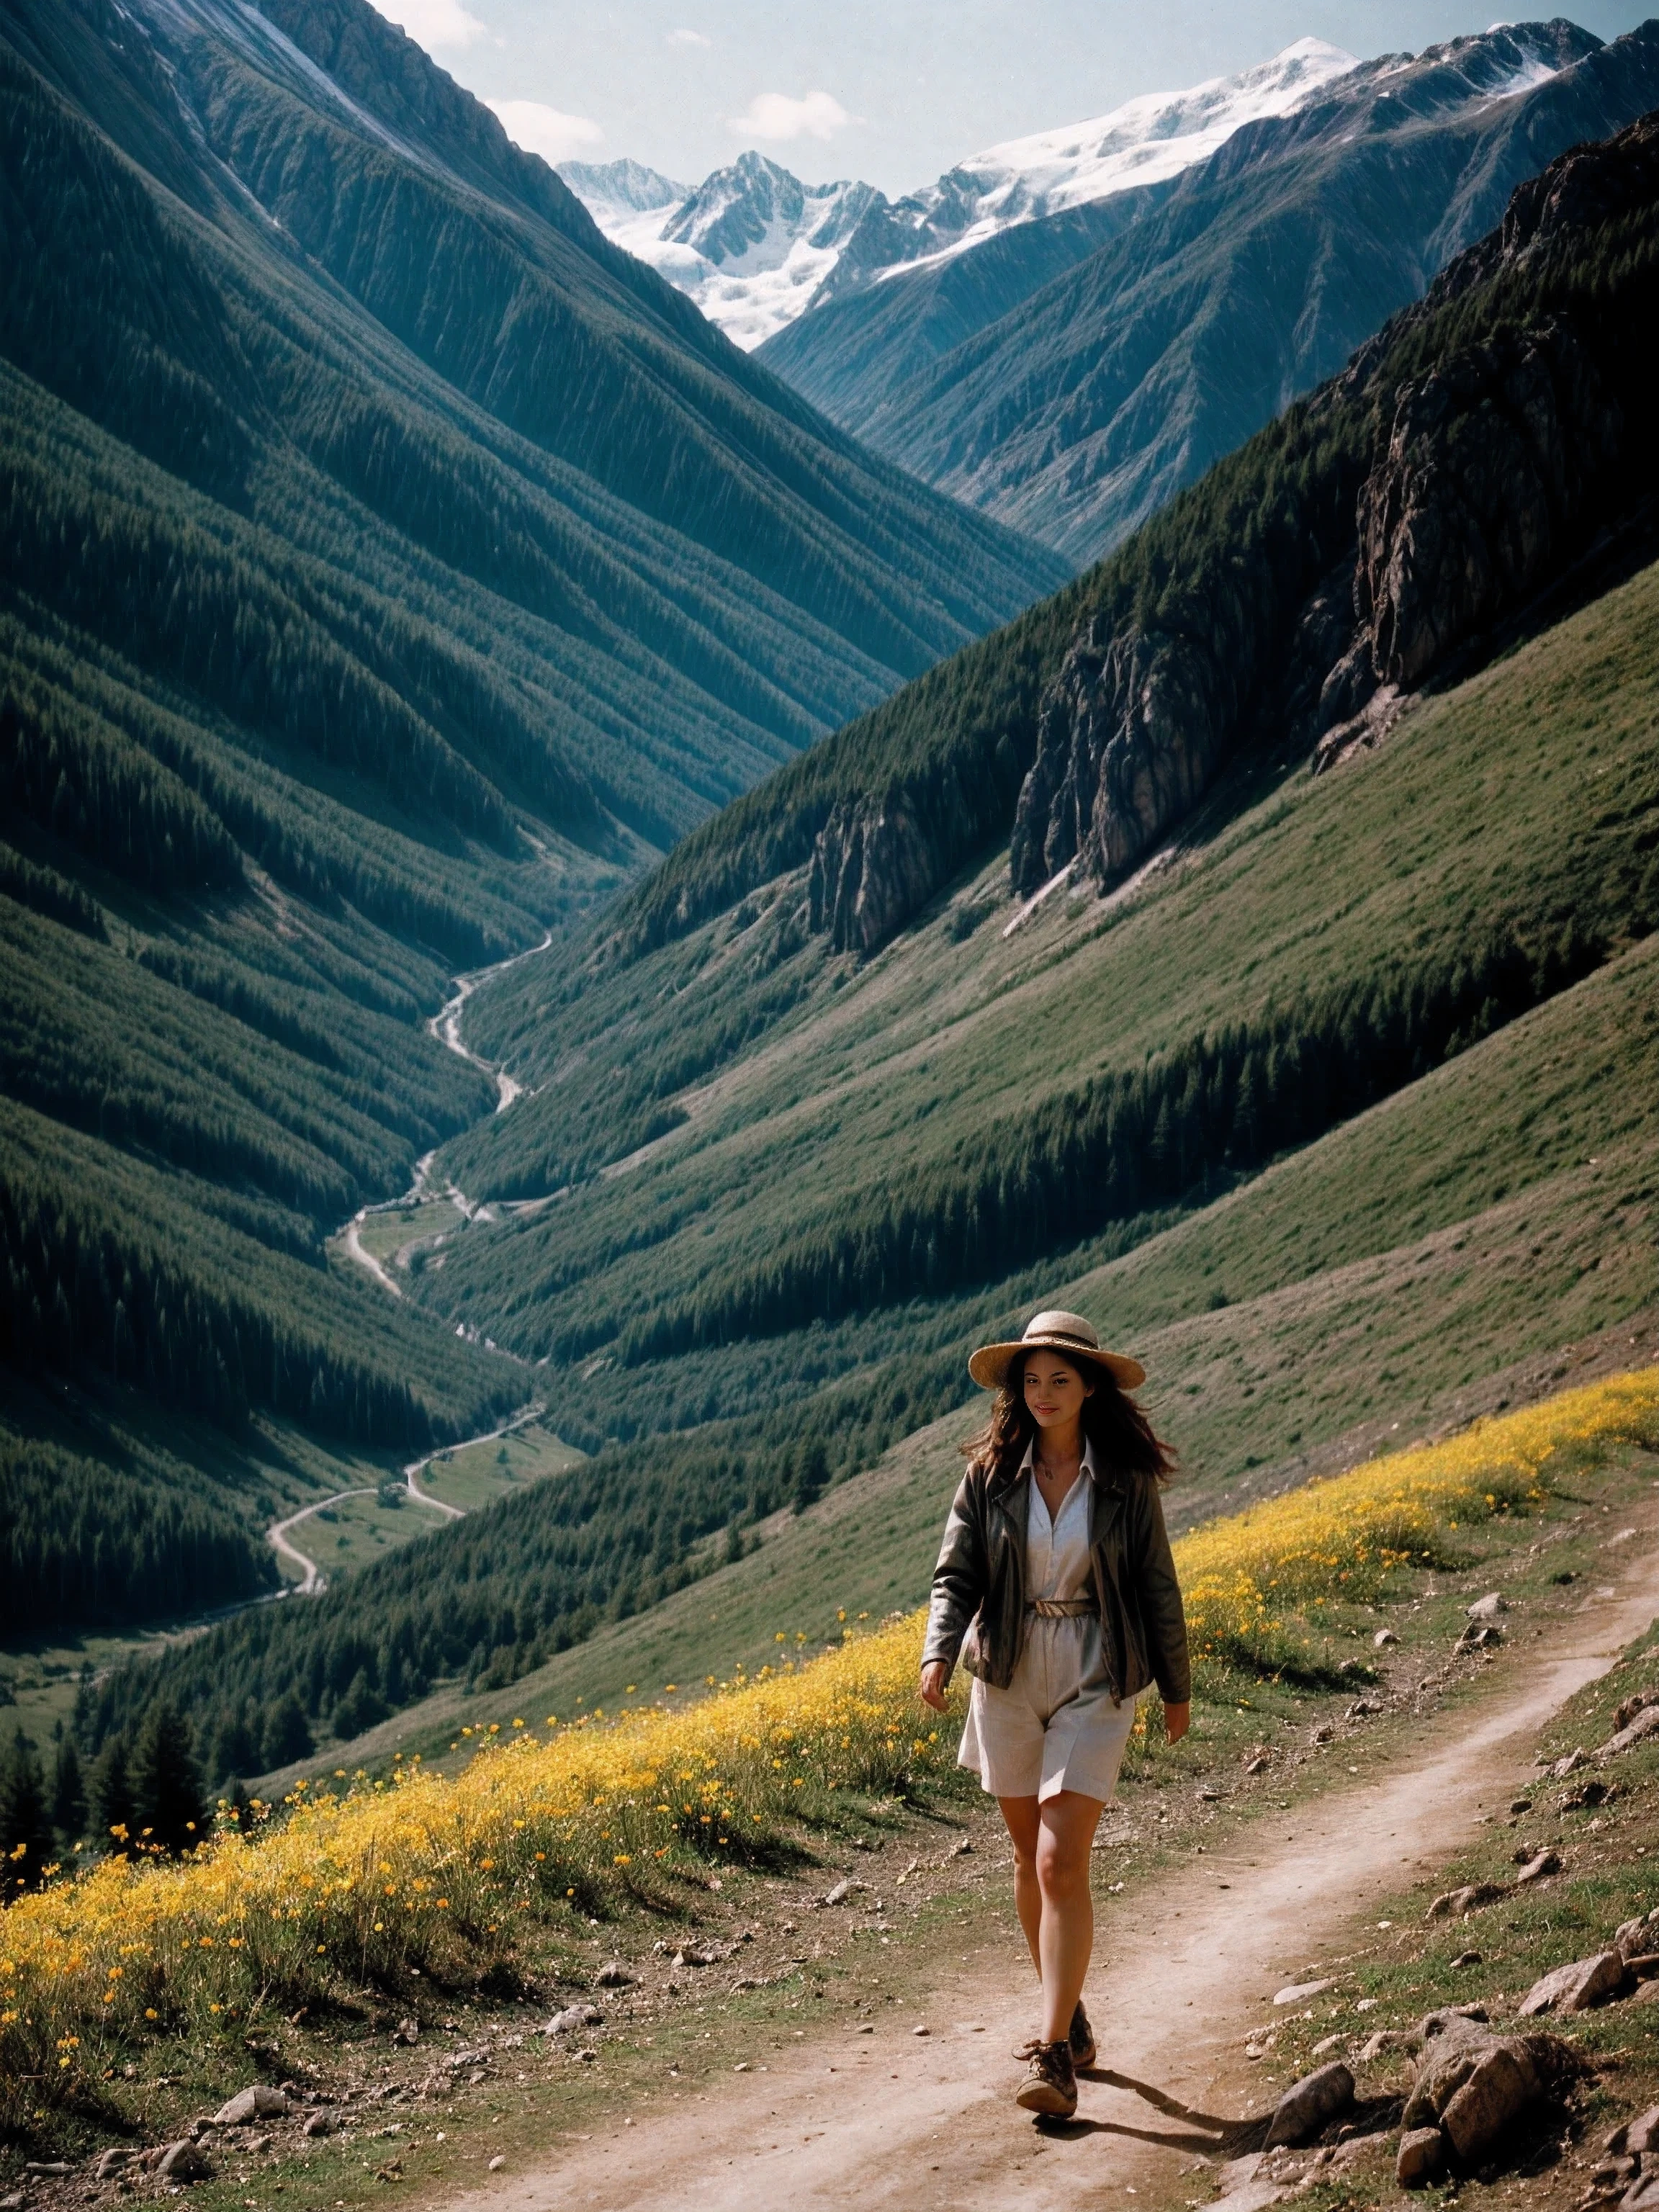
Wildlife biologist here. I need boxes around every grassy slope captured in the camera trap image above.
[423,555,1659,1393]
[287,920,1659,1772]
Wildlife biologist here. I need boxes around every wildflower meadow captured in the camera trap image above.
[3,1366,1655,2123]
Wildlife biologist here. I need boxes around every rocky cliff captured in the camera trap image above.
[1010,107,1659,899]
[807,797,938,956]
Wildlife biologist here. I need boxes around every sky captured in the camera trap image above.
[384,0,1655,192]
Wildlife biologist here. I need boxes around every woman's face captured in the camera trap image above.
[1021,1353,1094,1433]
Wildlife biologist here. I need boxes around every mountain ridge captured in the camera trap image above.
[758,19,1659,562]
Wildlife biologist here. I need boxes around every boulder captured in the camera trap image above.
[544,2003,603,2036]
[1396,2126,1446,2187]
[1615,1692,1658,1730]
[212,2085,289,2126]
[1623,2173,1659,2210]
[1518,1951,1627,2017]
[1617,1911,1659,1961]
[1402,2015,1491,2129]
[1264,2062,1354,2147]
[1441,2044,1540,2163]
[155,2141,211,2183]
[1273,1977,1335,2005]
[1467,1593,1508,1619]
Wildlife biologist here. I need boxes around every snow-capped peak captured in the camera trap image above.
[905,38,1359,261]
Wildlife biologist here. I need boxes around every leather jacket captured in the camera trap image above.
[922,1453,1190,1705]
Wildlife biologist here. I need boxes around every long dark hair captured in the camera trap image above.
[965,1349,1175,1488]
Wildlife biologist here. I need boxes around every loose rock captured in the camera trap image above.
[1374,1628,1400,1647]
[1265,2062,1354,2147]
[1396,2126,1446,2187]
[301,2111,334,2139]
[1467,1593,1508,1619]
[595,1961,632,1987]
[213,2086,289,2126]
[1274,1977,1335,2005]
[155,2142,211,2184]
[1516,1848,1563,1885]
[544,2004,603,2036]
[1599,1708,1659,1761]
[1427,1881,1509,1919]
[1519,1951,1627,2017]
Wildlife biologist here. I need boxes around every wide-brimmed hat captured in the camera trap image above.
[968,1309,1145,1393]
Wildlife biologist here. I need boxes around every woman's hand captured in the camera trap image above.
[1164,1699,1190,1745]
[919,1660,951,1712]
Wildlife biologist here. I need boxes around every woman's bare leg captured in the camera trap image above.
[997,1789,1105,2041]
[997,1795,1043,1974]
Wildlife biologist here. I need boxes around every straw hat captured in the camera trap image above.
[968,1309,1145,1392]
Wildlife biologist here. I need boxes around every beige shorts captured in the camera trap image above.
[958,1622,1137,1802]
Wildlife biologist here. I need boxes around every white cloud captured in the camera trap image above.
[486,99,604,164]
[667,27,710,46]
[381,0,487,50]
[729,89,850,144]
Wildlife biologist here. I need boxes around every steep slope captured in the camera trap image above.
[0,0,1059,1640]
[760,21,1659,562]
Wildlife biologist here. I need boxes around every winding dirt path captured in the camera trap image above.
[401,1402,547,1519]
[457,1525,1659,2212]
[339,932,549,1297]
[266,1488,379,1595]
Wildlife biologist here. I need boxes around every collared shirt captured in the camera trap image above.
[1021,1436,1098,1603]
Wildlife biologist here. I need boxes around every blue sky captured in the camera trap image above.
[385,0,1655,191]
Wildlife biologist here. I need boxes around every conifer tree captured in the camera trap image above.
[91,1735,136,1851]
[50,1732,86,1845]
[0,1727,53,1897]
[132,1704,205,1857]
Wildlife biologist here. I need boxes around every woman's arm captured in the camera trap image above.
[920,1471,988,1693]
[1130,1478,1192,1708]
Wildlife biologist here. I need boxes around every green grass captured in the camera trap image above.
[426,554,1659,1403]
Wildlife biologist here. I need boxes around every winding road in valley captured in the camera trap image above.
[338,933,550,1299]
[271,938,553,1593]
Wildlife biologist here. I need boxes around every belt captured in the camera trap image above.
[1026,1596,1098,1619]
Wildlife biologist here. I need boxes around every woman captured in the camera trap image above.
[920,1309,1190,2119]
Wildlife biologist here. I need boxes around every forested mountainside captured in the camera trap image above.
[0,0,1056,1642]
[758,20,1659,562]
[86,112,1659,1773]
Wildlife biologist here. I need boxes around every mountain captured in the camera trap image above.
[557,41,1358,351]
[0,0,1061,1642]
[84,108,1659,1765]
[757,20,1659,562]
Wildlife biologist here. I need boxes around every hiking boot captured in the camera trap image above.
[1014,2037,1077,2118]
[1069,2000,1097,2071]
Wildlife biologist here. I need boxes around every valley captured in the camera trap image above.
[2,11,1658,2208]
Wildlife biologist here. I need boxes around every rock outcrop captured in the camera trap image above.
[807,797,937,955]
[1011,107,1658,894]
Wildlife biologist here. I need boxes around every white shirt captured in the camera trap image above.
[1022,1436,1098,1602]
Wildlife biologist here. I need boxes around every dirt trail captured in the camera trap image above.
[462,1530,1659,2212]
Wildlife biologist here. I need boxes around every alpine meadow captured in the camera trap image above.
[4,6,1659,2211]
